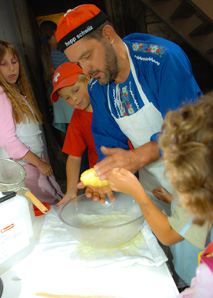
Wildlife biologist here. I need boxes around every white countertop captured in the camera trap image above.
[1,206,179,298]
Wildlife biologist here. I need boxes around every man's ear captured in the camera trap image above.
[102,25,115,44]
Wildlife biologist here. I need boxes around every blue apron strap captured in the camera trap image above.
[179,216,194,236]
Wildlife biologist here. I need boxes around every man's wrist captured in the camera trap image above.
[134,141,160,169]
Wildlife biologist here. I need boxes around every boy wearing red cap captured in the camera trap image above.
[51,62,98,206]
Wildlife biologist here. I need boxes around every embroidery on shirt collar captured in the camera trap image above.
[132,42,167,58]
[129,81,140,110]
[112,86,121,118]
[135,55,160,66]
[89,79,98,91]
[112,81,141,117]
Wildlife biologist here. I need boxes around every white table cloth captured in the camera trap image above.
[1,206,179,298]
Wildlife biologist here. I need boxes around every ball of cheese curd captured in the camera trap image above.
[80,168,109,187]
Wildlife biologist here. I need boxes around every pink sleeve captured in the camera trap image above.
[0,90,29,159]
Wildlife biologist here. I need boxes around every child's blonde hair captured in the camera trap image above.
[77,73,89,84]
[0,40,42,124]
[159,93,213,223]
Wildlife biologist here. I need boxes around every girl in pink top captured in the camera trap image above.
[0,40,63,204]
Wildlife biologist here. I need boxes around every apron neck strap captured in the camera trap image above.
[107,41,150,117]
[123,42,149,105]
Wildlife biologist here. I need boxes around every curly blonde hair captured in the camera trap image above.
[159,93,213,223]
[0,40,42,124]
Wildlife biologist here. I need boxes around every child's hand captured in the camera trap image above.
[108,168,140,195]
[151,187,173,203]
[38,160,53,177]
[55,192,77,207]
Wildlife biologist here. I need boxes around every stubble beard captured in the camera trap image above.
[90,42,118,85]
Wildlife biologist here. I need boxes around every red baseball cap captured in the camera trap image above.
[51,62,84,102]
[56,4,108,52]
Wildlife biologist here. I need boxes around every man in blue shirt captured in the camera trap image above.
[55,4,207,287]
[56,4,201,205]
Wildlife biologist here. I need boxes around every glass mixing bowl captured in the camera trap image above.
[59,192,145,248]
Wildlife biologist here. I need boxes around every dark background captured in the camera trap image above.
[27,0,213,94]
[27,0,106,16]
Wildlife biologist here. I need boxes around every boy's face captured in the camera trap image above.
[58,78,91,111]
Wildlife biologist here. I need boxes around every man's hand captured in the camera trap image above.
[76,142,159,202]
[94,146,138,180]
[94,142,159,180]
[77,181,115,204]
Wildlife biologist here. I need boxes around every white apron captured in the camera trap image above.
[107,43,173,215]
[0,100,43,165]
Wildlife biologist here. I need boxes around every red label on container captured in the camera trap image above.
[1,223,14,234]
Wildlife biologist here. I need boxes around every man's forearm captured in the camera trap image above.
[133,141,160,170]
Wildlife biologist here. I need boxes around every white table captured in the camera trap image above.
[1,207,179,298]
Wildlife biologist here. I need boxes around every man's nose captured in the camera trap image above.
[80,61,92,75]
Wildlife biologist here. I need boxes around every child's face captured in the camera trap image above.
[58,79,91,111]
[0,50,19,86]
[176,192,190,209]
[168,168,195,214]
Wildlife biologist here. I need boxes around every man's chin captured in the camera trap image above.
[91,71,111,85]
[96,76,110,85]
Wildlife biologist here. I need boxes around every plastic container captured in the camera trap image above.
[0,159,36,275]
[0,191,36,275]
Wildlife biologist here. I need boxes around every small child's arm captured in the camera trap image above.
[56,155,81,206]
[108,168,183,246]
[22,150,53,176]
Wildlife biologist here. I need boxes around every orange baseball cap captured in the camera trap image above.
[51,62,84,102]
[56,4,108,52]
